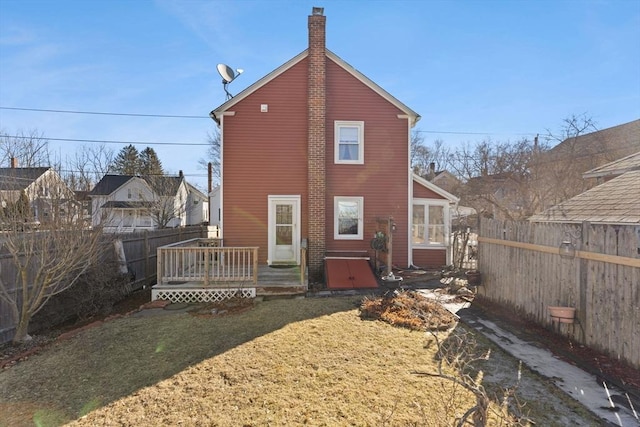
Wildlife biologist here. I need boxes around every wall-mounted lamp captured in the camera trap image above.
[558,231,578,260]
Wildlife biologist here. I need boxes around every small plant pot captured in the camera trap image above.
[548,306,576,324]
[465,270,481,286]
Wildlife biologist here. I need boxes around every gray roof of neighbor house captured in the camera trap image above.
[0,167,51,191]
[146,176,183,196]
[89,175,134,195]
[89,175,184,197]
[529,169,640,224]
[548,119,640,161]
[582,151,640,179]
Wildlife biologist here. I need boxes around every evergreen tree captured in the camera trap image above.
[111,145,141,175]
[140,147,164,176]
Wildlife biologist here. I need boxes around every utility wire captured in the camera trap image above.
[0,135,208,146]
[0,106,209,119]
[1,106,538,136]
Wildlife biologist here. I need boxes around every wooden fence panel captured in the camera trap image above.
[478,218,640,369]
[0,226,207,345]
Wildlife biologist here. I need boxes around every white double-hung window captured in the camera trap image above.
[334,196,363,240]
[335,121,364,164]
[412,200,448,246]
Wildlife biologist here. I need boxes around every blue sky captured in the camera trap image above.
[1,0,639,190]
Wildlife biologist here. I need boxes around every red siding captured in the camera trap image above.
[325,59,410,268]
[222,59,309,263]
[412,249,447,268]
[221,56,414,269]
[413,180,446,199]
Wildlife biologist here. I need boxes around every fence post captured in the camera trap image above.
[253,248,258,285]
[577,221,590,340]
[144,230,150,285]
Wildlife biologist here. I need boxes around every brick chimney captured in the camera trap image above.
[10,157,18,168]
[307,7,326,283]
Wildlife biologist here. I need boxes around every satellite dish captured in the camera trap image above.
[217,63,244,100]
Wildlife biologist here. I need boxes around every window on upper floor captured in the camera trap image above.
[334,121,364,164]
[334,196,363,240]
[412,201,447,246]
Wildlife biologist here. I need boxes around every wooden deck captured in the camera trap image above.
[152,265,307,302]
[152,238,307,302]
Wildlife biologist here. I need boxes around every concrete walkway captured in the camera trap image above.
[417,289,639,426]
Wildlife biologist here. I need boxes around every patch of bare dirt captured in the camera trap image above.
[187,297,256,318]
[472,295,640,395]
[1,288,153,369]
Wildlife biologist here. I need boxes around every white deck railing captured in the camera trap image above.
[157,238,258,286]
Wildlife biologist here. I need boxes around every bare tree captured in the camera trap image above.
[413,328,529,426]
[450,138,550,220]
[198,129,220,185]
[0,129,51,168]
[0,187,107,343]
[411,132,452,179]
[140,175,189,229]
[62,144,115,191]
[536,114,601,207]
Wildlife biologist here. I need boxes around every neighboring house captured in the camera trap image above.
[422,162,462,196]
[0,161,76,227]
[88,173,195,232]
[464,172,527,220]
[209,8,456,285]
[537,119,640,208]
[208,185,221,228]
[185,182,209,226]
[529,152,640,225]
[432,170,462,196]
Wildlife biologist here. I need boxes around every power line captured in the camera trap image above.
[1,106,538,136]
[0,134,209,146]
[415,129,537,137]
[0,106,210,119]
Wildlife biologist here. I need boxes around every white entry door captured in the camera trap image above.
[268,196,300,265]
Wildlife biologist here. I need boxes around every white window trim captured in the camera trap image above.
[334,121,364,165]
[412,199,449,249]
[334,196,364,240]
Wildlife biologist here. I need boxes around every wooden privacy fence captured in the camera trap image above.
[0,226,208,345]
[119,226,208,289]
[477,218,640,369]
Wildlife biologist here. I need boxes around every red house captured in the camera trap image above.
[210,8,457,287]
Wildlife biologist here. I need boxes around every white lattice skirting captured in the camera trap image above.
[152,287,256,303]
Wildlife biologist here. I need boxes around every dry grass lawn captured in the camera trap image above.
[0,295,600,426]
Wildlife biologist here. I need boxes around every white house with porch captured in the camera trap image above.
[89,174,200,232]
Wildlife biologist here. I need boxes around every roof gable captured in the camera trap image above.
[582,151,640,179]
[529,170,640,224]
[211,49,420,126]
[0,167,51,191]
[549,119,640,160]
[413,173,459,203]
[89,175,134,196]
